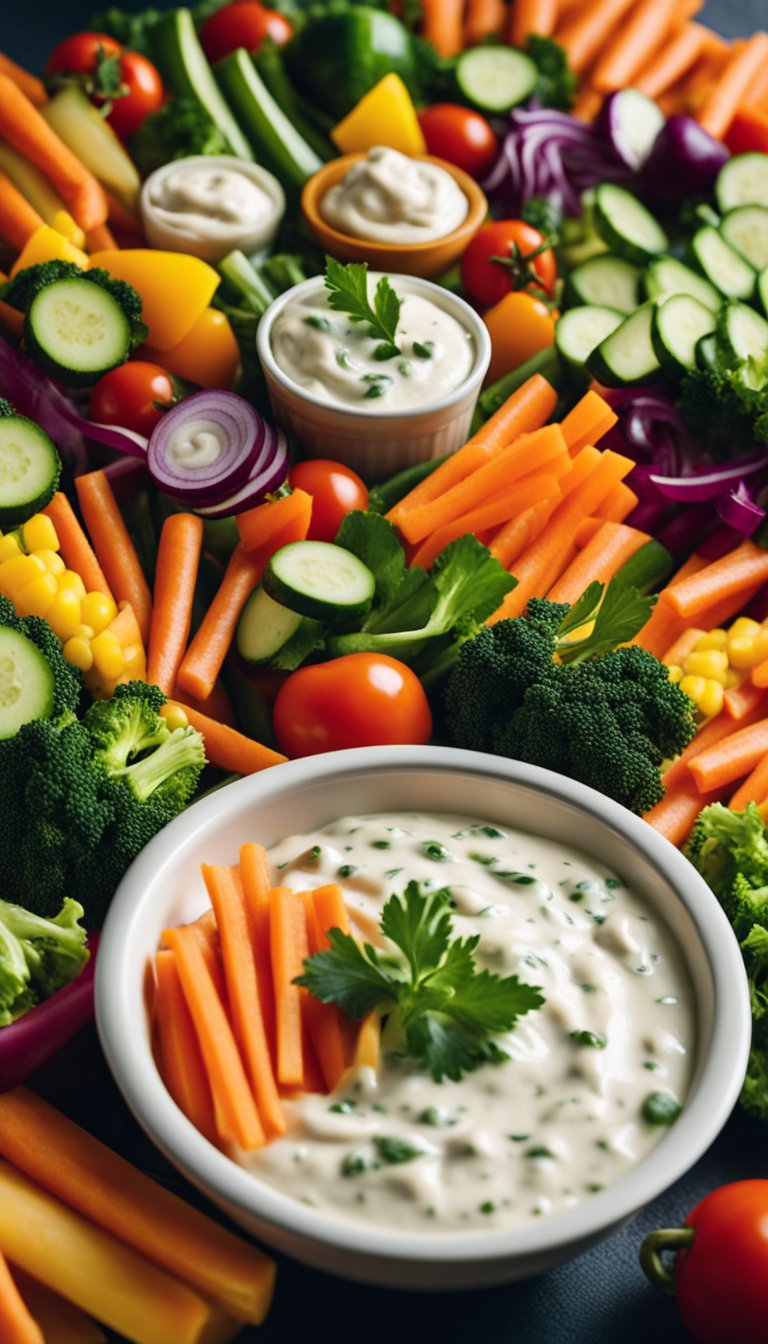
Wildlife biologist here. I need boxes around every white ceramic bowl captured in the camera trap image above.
[140,156,286,263]
[96,747,751,1291]
[255,275,491,481]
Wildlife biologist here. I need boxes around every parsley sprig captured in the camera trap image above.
[323,256,402,361]
[295,881,544,1082]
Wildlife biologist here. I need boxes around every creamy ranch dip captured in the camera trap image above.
[269,277,475,411]
[140,156,284,261]
[320,146,469,244]
[237,813,695,1234]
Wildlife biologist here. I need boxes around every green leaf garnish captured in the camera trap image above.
[324,256,402,358]
[556,577,655,665]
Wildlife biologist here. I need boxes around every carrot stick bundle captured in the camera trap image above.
[546,522,649,604]
[408,471,562,570]
[147,513,204,696]
[723,677,766,721]
[508,0,558,46]
[554,0,637,74]
[420,0,465,56]
[634,21,707,98]
[75,470,152,644]
[0,1250,44,1344]
[660,541,768,620]
[153,949,218,1147]
[0,52,47,105]
[697,31,768,139]
[43,492,113,600]
[489,498,556,568]
[591,0,682,92]
[0,76,107,230]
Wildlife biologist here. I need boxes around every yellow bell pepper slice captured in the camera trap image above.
[330,74,427,157]
[87,249,220,351]
[143,308,240,390]
[10,224,88,277]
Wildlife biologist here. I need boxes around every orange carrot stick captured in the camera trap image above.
[571,85,604,123]
[661,541,768,620]
[591,0,681,92]
[0,52,47,106]
[688,716,768,793]
[0,76,107,230]
[465,0,506,45]
[634,21,707,98]
[644,780,729,846]
[0,169,44,251]
[43,492,113,600]
[0,1250,44,1344]
[509,0,558,45]
[154,949,218,1147]
[728,754,768,811]
[723,677,766,721]
[546,522,649,604]
[559,389,618,456]
[239,843,277,1065]
[270,886,308,1088]
[661,698,768,795]
[629,555,709,655]
[660,627,706,667]
[176,544,262,701]
[697,32,768,139]
[235,487,312,555]
[554,0,638,73]
[387,374,558,526]
[421,0,465,56]
[299,887,348,1090]
[85,221,117,252]
[171,701,287,774]
[489,497,555,568]
[408,471,562,570]
[10,1270,106,1344]
[751,652,768,688]
[75,470,152,644]
[202,864,285,1136]
[174,679,237,729]
[163,923,265,1150]
[593,481,640,524]
[147,513,204,696]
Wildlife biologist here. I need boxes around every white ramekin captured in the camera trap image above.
[140,156,285,263]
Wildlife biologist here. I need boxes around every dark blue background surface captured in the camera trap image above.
[5,3,768,1340]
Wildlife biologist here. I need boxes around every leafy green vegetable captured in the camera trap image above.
[323,256,402,360]
[129,98,234,178]
[525,35,577,111]
[0,897,89,1026]
[679,352,768,459]
[296,880,544,1081]
[86,5,163,56]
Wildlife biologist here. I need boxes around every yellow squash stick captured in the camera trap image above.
[10,1268,107,1344]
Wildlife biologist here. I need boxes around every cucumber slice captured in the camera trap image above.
[593,184,669,264]
[555,305,624,367]
[720,205,768,271]
[151,8,254,161]
[759,265,768,319]
[586,303,661,387]
[651,295,715,376]
[564,254,640,313]
[0,416,60,527]
[453,46,537,114]
[688,225,756,301]
[0,628,54,740]
[696,332,720,372]
[236,584,303,663]
[215,49,323,198]
[715,300,768,363]
[643,256,721,312]
[716,152,768,211]
[25,279,131,386]
[263,540,375,622]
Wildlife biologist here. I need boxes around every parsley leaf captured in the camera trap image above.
[556,577,655,665]
[296,881,544,1082]
[324,256,402,358]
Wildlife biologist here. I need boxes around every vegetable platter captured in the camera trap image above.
[2,0,768,1339]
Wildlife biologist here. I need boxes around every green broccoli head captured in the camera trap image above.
[0,917,35,1024]
[1,263,147,350]
[678,358,768,459]
[83,680,206,807]
[129,97,234,178]
[0,595,82,724]
[0,897,88,1009]
[686,801,768,908]
[0,397,15,418]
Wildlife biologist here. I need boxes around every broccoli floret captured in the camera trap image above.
[0,595,81,723]
[678,358,768,459]
[83,680,206,808]
[129,98,233,179]
[1,263,147,350]
[0,397,15,418]
[0,896,89,1022]
[686,802,768,912]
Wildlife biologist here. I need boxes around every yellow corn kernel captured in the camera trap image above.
[13,571,58,618]
[46,587,83,641]
[0,534,22,563]
[698,679,724,719]
[693,629,728,652]
[160,703,189,730]
[684,649,729,683]
[728,636,766,671]
[729,616,762,640]
[0,552,47,597]
[62,636,93,672]
[667,664,684,684]
[35,548,66,575]
[80,590,118,635]
[74,623,95,641]
[90,630,125,680]
[725,668,742,689]
[679,674,707,705]
[56,569,87,598]
[21,514,59,553]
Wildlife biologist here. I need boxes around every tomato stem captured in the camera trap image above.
[639,1227,695,1297]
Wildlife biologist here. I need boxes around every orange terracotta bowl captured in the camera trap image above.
[300,152,488,279]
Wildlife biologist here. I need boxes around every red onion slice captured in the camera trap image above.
[193,429,290,518]
[648,455,768,502]
[147,389,271,502]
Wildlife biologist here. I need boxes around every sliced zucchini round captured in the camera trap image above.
[720,205,768,271]
[563,254,641,314]
[651,295,715,376]
[695,332,720,372]
[453,46,537,114]
[555,305,624,367]
[716,152,768,212]
[0,628,55,740]
[0,415,60,528]
[715,300,768,364]
[586,304,661,388]
[592,184,669,265]
[236,584,303,664]
[642,256,721,313]
[25,277,131,386]
[263,540,375,622]
[688,225,756,301]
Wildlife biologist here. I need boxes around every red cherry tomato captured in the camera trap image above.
[46,34,163,141]
[199,1,294,64]
[287,459,369,544]
[460,220,558,308]
[417,104,498,180]
[272,654,433,758]
[89,362,175,438]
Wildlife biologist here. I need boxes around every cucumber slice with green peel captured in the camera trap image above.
[263,541,375,622]
[236,584,303,664]
[0,416,60,527]
[720,205,768,271]
[642,256,721,312]
[563,254,641,313]
[453,46,537,114]
[715,300,768,363]
[151,8,254,161]
[759,265,768,319]
[651,295,716,376]
[688,225,756,300]
[592,184,669,264]
[555,305,624,367]
[215,49,323,198]
[716,152,768,212]
[25,279,131,386]
[696,332,720,371]
[0,628,54,739]
[586,303,661,387]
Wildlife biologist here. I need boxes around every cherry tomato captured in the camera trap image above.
[199,1,294,64]
[46,34,164,141]
[460,220,558,308]
[482,291,557,385]
[287,460,369,544]
[642,1181,768,1344]
[417,104,498,180]
[272,654,433,757]
[90,362,175,438]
